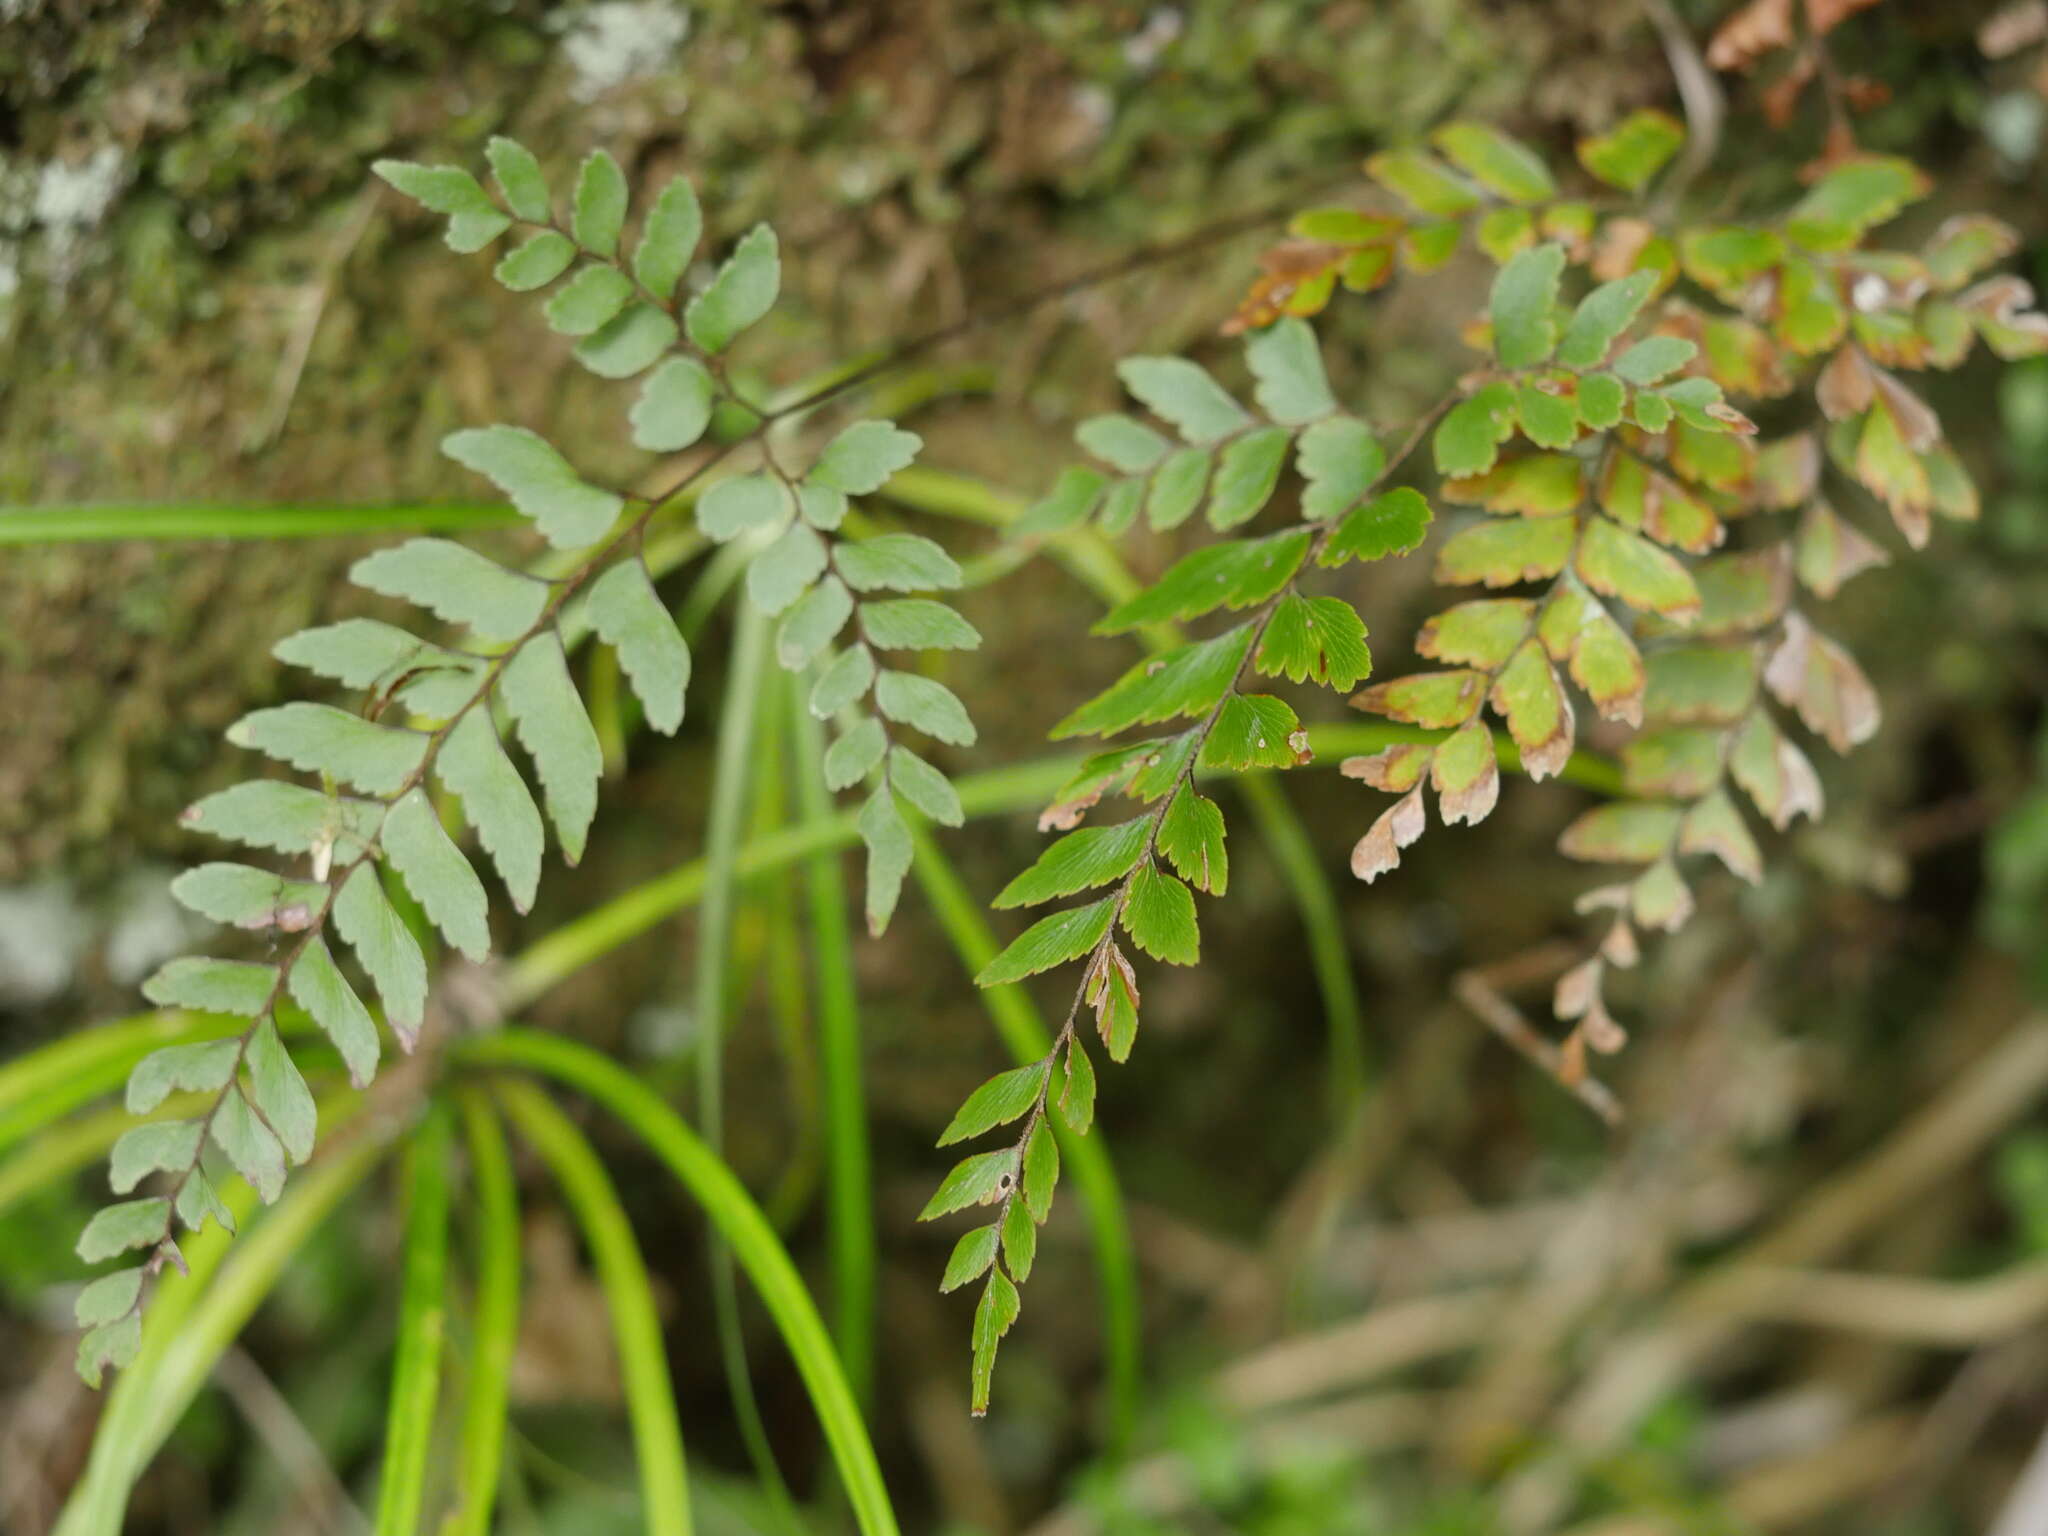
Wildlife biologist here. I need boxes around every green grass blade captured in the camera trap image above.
[495,1080,693,1536]
[376,1102,455,1536]
[907,827,1143,1449]
[789,689,876,1406]
[0,502,518,544]
[1237,775,1370,1115]
[0,1096,204,1220]
[56,1112,390,1536]
[446,1089,522,1536]
[686,601,803,1528]
[456,1030,900,1536]
[0,1011,217,1153]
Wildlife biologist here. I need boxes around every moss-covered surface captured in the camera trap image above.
[0,0,1702,877]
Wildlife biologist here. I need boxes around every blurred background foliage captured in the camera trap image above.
[3,1,2048,1532]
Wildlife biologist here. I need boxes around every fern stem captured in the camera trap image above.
[375,1100,454,1536]
[908,829,1144,1448]
[789,689,878,1406]
[446,1088,522,1536]
[495,1080,694,1536]
[960,388,1469,1392]
[456,1029,902,1536]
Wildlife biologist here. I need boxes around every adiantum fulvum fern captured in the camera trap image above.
[934,109,2048,1410]
[72,136,980,1386]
